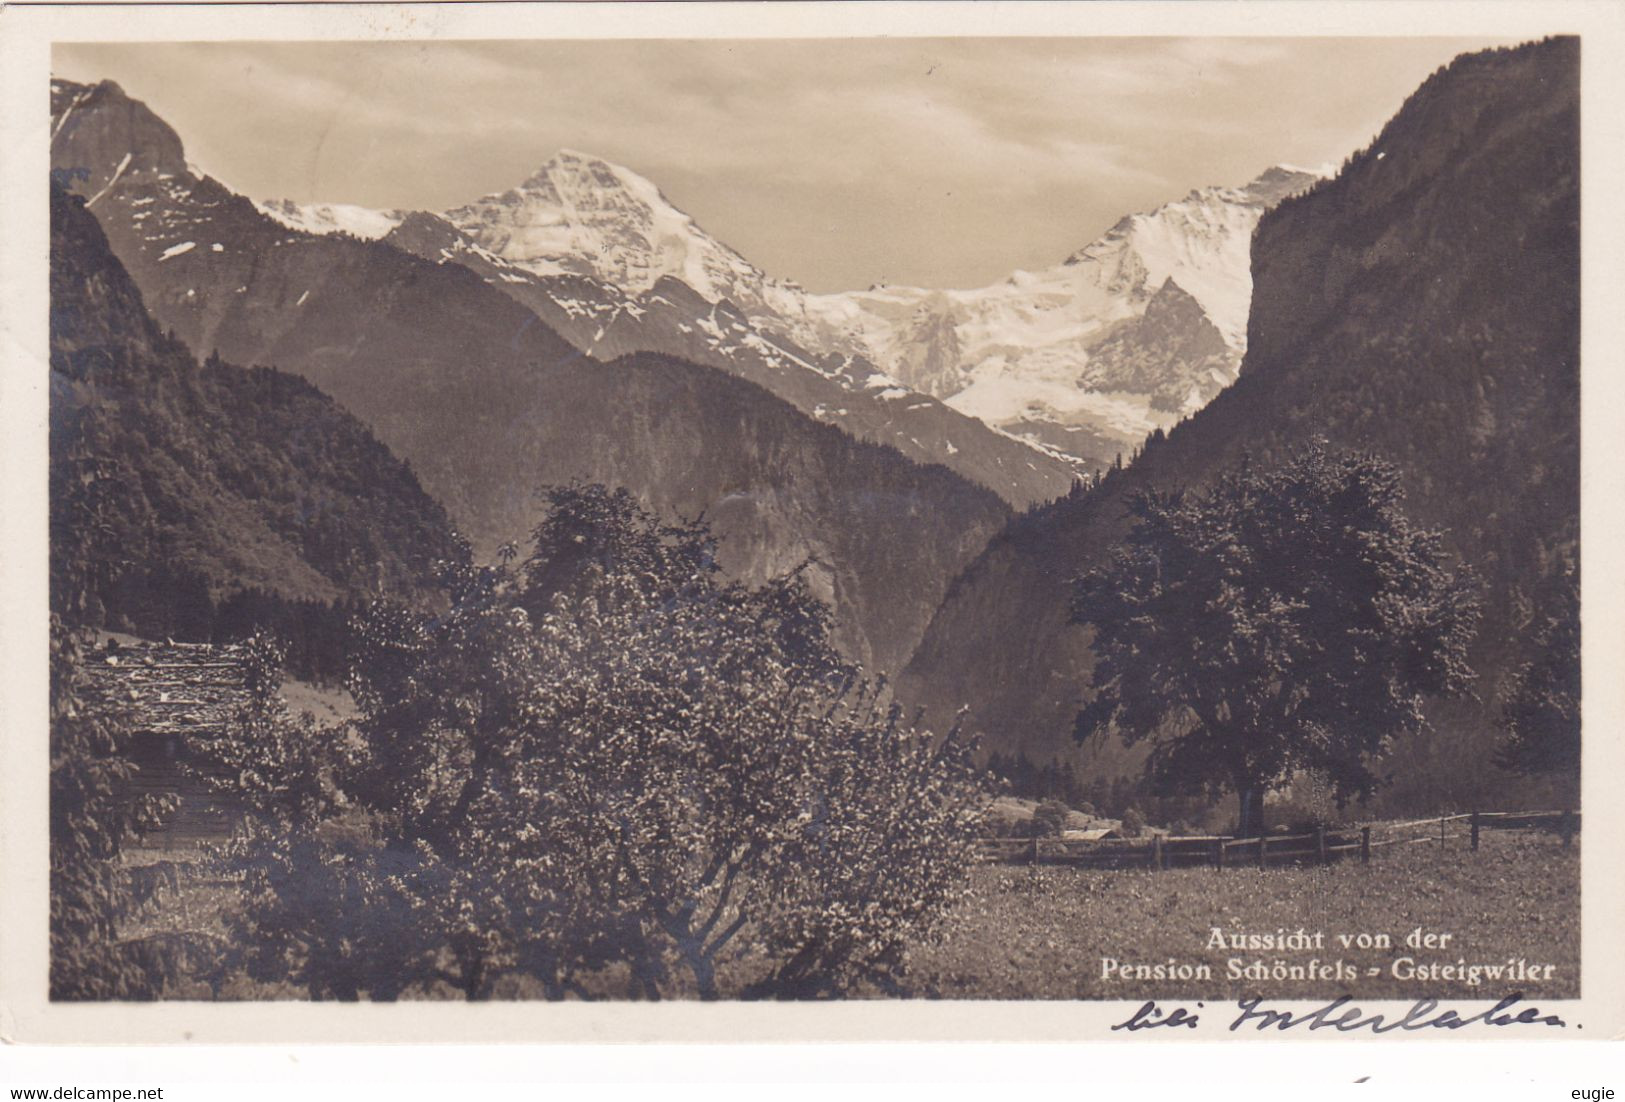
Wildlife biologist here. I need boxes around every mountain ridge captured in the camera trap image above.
[255,140,1319,480]
[50,77,1016,674]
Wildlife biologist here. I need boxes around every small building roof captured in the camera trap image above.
[79,638,249,737]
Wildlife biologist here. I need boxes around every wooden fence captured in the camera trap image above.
[976,809,1580,871]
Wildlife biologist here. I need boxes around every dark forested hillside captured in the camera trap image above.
[50,79,1013,675]
[51,181,465,643]
[50,78,585,551]
[900,38,1580,814]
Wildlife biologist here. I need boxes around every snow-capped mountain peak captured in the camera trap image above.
[1267,161,1338,184]
[791,164,1325,467]
[1054,165,1323,349]
[247,153,1328,483]
[445,149,769,302]
[255,198,406,240]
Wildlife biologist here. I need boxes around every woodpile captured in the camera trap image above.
[80,638,251,846]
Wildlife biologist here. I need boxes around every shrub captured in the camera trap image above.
[1267,771,1347,833]
[209,485,988,1000]
[1031,799,1071,837]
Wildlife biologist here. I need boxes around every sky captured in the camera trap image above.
[54,37,1512,293]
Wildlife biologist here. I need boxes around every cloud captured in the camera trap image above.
[53,36,1508,289]
[55,38,1279,203]
[1167,37,1294,71]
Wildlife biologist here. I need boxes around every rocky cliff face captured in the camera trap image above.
[900,38,1579,813]
[1083,278,1232,412]
[493,349,1015,672]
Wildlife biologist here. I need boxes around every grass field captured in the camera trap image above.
[906,830,1579,1001]
[121,827,1578,1001]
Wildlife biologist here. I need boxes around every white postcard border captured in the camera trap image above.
[2,0,1622,1046]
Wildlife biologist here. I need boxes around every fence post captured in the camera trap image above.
[1030,835,1040,865]
[1215,837,1225,871]
[1440,816,1446,847]
[1561,809,1575,848]
[1258,835,1267,869]
[1317,825,1328,866]
[1152,834,1163,871]
[1471,810,1480,852]
[1361,826,1371,865]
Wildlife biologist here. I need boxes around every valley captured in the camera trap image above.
[40,35,1585,1010]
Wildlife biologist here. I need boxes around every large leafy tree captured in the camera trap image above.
[1072,443,1481,838]
[1494,568,1579,792]
[217,485,984,999]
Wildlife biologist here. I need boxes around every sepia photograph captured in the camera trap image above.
[3,2,1621,1057]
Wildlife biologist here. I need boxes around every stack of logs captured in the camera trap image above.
[79,639,250,847]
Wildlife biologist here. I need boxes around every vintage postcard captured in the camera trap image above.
[1,0,1621,1047]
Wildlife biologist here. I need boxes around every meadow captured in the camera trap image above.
[907,830,1579,1001]
[121,826,1577,1002]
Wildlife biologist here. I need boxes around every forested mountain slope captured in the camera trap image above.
[900,38,1580,812]
[51,181,464,641]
